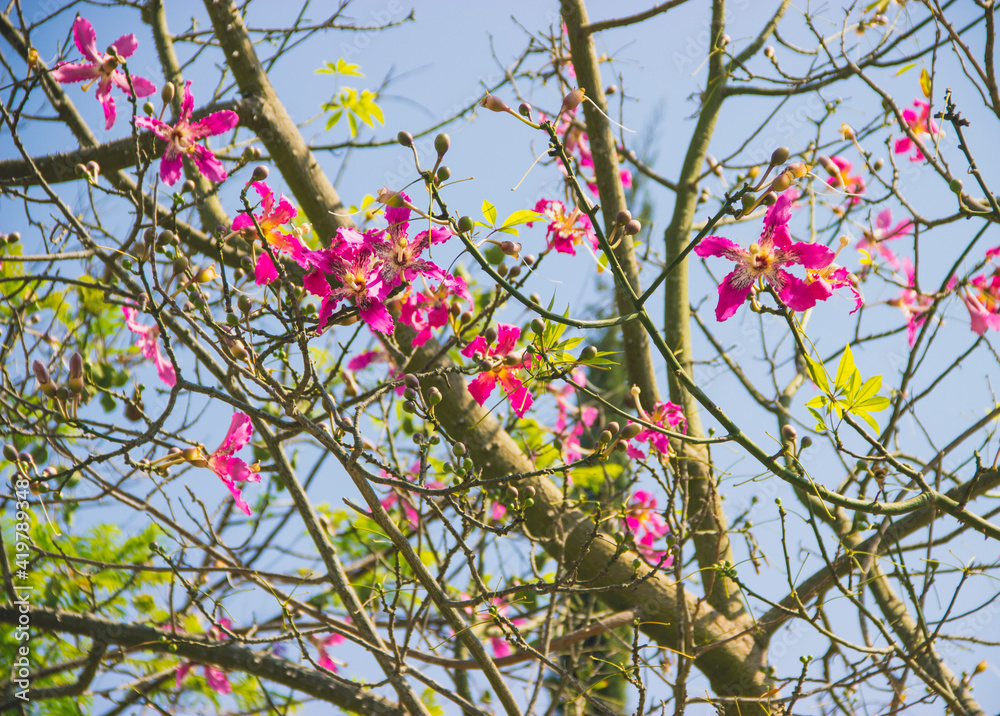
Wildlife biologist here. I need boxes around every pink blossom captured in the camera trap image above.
[958,272,1000,336]
[623,491,672,565]
[826,156,865,205]
[189,413,261,516]
[857,209,912,270]
[316,629,347,673]
[175,619,232,694]
[531,199,597,255]
[889,258,933,346]
[398,275,470,347]
[231,181,307,285]
[304,228,393,334]
[476,599,528,659]
[624,402,686,460]
[51,16,155,130]
[694,194,836,321]
[135,81,238,185]
[122,306,176,386]
[894,99,943,162]
[803,237,863,313]
[369,195,450,289]
[460,325,533,418]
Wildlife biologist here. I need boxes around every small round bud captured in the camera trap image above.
[194,266,217,283]
[449,303,462,318]
[480,94,510,113]
[598,429,613,445]
[397,130,414,147]
[32,359,50,385]
[427,387,443,406]
[142,101,155,116]
[741,194,757,211]
[800,436,813,450]
[157,229,175,247]
[530,318,545,335]
[770,147,790,166]
[402,400,417,414]
[229,339,249,361]
[719,33,731,47]
[518,102,532,118]
[251,165,269,182]
[457,216,475,234]
[605,84,617,95]
[403,373,420,389]
[434,133,450,156]
[530,293,541,304]
[506,486,519,501]
[225,313,239,327]
[760,191,778,206]
[403,387,417,401]
[873,158,884,171]
[75,163,88,177]
[615,209,632,226]
[500,240,521,257]
[436,166,451,183]
[86,160,100,178]
[3,444,18,462]
[496,263,508,278]
[412,432,426,445]
[453,442,467,456]
[523,498,534,508]
[8,232,20,244]
[508,264,522,279]
[604,422,620,436]
[523,253,536,266]
[160,81,175,105]
[949,179,964,194]
[240,256,254,271]
[182,180,196,194]
[580,345,597,361]
[781,424,798,442]
[503,351,525,367]
[485,327,498,344]
[237,295,253,314]
[459,311,473,325]
[764,45,775,58]
[624,219,641,236]
[173,256,190,275]
[620,423,642,441]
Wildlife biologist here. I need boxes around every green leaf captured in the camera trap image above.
[856,395,890,412]
[896,62,917,76]
[834,345,855,392]
[316,58,363,77]
[854,374,883,403]
[804,354,830,394]
[857,410,881,433]
[325,110,343,131]
[482,200,497,226]
[499,209,544,230]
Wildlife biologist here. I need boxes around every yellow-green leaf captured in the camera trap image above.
[482,200,497,226]
[805,354,830,394]
[857,410,881,433]
[316,58,363,77]
[856,395,890,412]
[500,209,544,230]
[919,67,932,99]
[896,62,917,76]
[835,345,855,392]
[855,374,883,403]
[805,396,828,409]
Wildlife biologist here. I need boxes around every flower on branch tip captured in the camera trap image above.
[460,324,533,418]
[857,208,912,271]
[888,258,934,346]
[530,199,597,255]
[51,16,155,130]
[894,99,943,162]
[231,181,306,285]
[184,413,261,516]
[122,306,176,386]
[623,400,687,460]
[956,250,1000,335]
[826,156,865,205]
[175,618,232,694]
[135,81,238,186]
[694,194,836,321]
[623,490,672,565]
[314,621,350,673]
[370,192,450,290]
[803,236,864,314]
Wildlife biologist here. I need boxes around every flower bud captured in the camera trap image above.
[173,256,190,275]
[6,232,19,244]
[3,444,18,462]
[764,45,775,58]
[800,436,813,450]
[771,171,793,193]
[377,187,407,208]
[500,240,521,257]
[503,351,525,367]
[530,318,545,334]
[484,327,498,344]
[786,161,809,179]
[615,209,632,226]
[480,94,510,113]
[457,216,475,233]
[237,295,253,314]
[434,133,450,156]
[605,84,617,95]
[86,160,100,179]
[719,34,731,47]
[873,158,884,171]
[182,179,196,194]
[580,345,597,361]
[251,165,269,182]
[403,373,420,389]
[397,130,414,147]
[75,163,88,177]
[624,219,641,236]
[741,193,757,212]
[518,102,532,118]
[598,429,613,445]
[453,441,467,456]
[949,179,964,194]
[426,387,443,406]
[229,339,249,361]
[68,352,85,393]
[760,191,778,206]
[182,447,209,468]
[559,88,585,115]
[770,147,790,166]
[436,166,451,183]
[781,424,798,442]
[160,81,175,106]
[142,101,155,116]
[194,266,217,283]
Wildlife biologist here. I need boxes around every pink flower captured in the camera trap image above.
[826,156,865,205]
[51,16,155,130]
[624,402,687,460]
[475,599,528,659]
[176,619,232,694]
[304,229,393,334]
[694,194,836,321]
[460,325,533,418]
[135,81,238,185]
[894,99,943,162]
[803,236,863,313]
[398,275,468,346]
[531,199,597,255]
[187,413,261,516]
[122,306,176,386]
[623,491,672,565]
[369,196,450,289]
[889,258,934,346]
[231,181,306,285]
[316,629,346,673]
[857,209,912,270]
[958,271,1000,336]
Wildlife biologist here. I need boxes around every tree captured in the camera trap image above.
[1,1,999,714]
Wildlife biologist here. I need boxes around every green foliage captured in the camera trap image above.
[476,200,544,235]
[316,58,383,136]
[804,344,891,433]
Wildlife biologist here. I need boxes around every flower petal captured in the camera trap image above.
[72,17,102,63]
[188,111,240,139]
[715,269,754,321]
[467,372,497,406]
[214,413,253,457]
[694,235,745,261]
[51,62,99,84]
[190,144,228,184]
[110,33,139,59]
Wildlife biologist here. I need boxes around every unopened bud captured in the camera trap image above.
[760,191,778,206]
[500,240,521,257]
[229,339,249,361]
[781,424,798,442]
[194,266,217,283]
[3,444,18,462]
[32,359,50,385]
[434,133,450,156]
[457,216,475,233]
[624,219,641,236]
[615,209,632,226]
[771,171,793,193]
[741,193,757,211]
[559,88,585,115]
[518,102,532,118]
[800,436,813,449]
[68,352,85,393]
[770,147,790,166]
[426,387,442,406]
[598,429,613,445]
[480,94,510,113]
[503,351,525,367]
[251,165,269,182]
[86,160,100,178]
[436,166,451,183]
[620,423,642,441]
[403,373,420,389]
[485,327,498,344]
[949,179,964,194]
[580,345,597,361]
[142,101,155,116]
[397,130,414,147]
[764,45,775,58]
[160,82,175,106]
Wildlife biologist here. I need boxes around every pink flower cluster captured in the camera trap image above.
[461,324,534,418]
[695,194,858,321]
[53,18,236,185]
[623,401,687,460]
[175,618,232,694]
[857,208,912,270]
